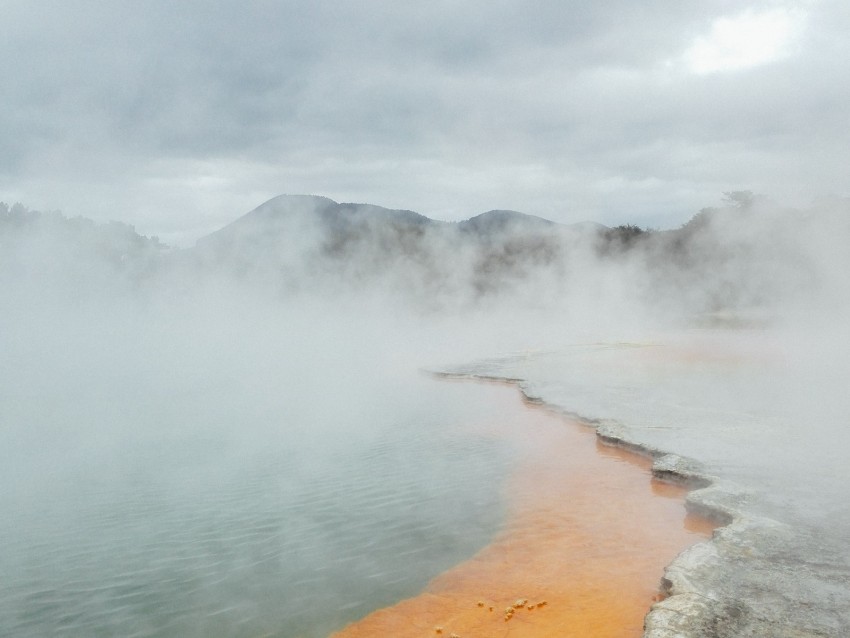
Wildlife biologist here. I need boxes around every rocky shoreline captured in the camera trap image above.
[433,363,850,637]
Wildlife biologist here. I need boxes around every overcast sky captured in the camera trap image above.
[1,0,848,245]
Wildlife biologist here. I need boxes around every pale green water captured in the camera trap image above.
[0,372,513,638]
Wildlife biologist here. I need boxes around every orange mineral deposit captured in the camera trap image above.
[332,380,714,638]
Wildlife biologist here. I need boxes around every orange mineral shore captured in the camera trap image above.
[331,380,714,638]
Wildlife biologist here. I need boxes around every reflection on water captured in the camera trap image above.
[0,377,514,638]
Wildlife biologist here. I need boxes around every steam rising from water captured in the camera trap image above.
[0,296,519,636]
[1,193,849,635]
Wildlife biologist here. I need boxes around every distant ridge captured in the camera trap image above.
[182,194,600,297]
[3,193,842,318]
[197,194,593,249]
[196,195,436,249]
[458,209,556,235]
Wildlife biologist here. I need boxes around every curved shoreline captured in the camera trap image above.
[333,372,716,637]
[430,369,778,637]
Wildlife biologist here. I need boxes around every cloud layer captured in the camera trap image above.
[2,1,847,244]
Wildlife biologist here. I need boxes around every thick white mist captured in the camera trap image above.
[0,289,529,636]
[2,193,849,635]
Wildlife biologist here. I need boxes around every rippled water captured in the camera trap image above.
[0,298,521,638]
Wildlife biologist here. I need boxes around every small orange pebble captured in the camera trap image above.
[489,606,493,612]
[434,627,442,634]
[527,604,535,610]
[476,601,484,607]
[537,600,547,607]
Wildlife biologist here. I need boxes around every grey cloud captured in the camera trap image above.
[1,0,848,238]
[0,0,730,153]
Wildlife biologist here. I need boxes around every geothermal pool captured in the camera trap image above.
[332,381,713,638]
[443,334,850,635]
[1,347,709,637]
[2,375,518,637]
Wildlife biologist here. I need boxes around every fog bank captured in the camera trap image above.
[2,192,849,635]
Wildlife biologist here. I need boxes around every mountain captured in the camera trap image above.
[194,195,599,253]
[0,203,165,295]
[190,196,443,285]
[185,195,597,299]
[197,195,434,249]
[7,192,836,317]
[457,209,556,236]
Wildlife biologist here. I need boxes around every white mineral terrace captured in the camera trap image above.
[436,329,850,637]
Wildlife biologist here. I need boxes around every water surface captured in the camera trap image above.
[1,308,518,637]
